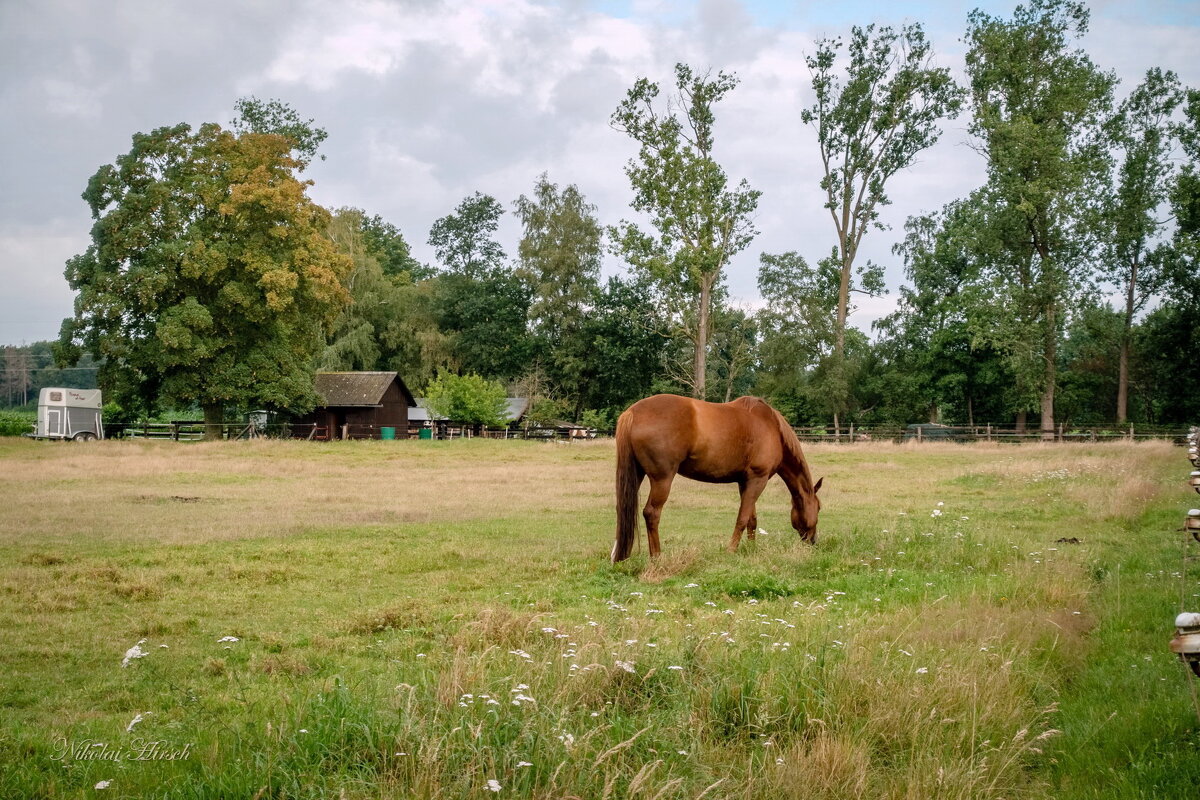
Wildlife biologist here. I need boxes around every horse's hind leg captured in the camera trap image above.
[643,474,674,558]
[730,476,768,553]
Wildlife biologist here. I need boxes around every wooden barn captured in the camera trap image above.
[293,372,418,440]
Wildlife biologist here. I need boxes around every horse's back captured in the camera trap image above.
[621,394,782,481]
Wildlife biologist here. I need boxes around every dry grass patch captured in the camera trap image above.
[346,598,439,634]
[639,546,702,583]
[773,733,870,800]
[257,653,313,677]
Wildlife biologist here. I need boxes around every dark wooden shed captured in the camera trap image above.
[294,372,418,440]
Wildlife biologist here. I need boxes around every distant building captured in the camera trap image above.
[409,397,530,426]
[293,372,418,440]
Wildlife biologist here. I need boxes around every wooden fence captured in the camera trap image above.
[105,421,1192,445]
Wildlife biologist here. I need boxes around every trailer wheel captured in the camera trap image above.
[72,431,98,442]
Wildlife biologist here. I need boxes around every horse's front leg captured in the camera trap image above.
[730,476,768,553]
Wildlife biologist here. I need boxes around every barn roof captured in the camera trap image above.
[314,372,417,408]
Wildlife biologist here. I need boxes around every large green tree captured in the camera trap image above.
[611,63,760,400]
[964,0,1115,437]
[55,123,351,437]
[320,207,448,385]
[428,192,507,279]
[426,193,532,381]
[1101,68,1183,421]
[884,202,1017,426]
[513,174,603,414]
[802,22,963,429]
[573,276,669,418]
[754,251,840,418]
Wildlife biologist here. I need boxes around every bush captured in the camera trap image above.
[422,373,510,427]
[0,410,35,437]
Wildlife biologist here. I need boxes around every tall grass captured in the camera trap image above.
[0,437,1196,798]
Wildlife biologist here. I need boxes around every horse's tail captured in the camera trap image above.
[612,411,642,563]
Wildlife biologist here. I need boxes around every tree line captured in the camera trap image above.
[30,0,1200,434]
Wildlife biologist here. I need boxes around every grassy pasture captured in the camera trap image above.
[0,437,1197,799]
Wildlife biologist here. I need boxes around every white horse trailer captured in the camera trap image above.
[34,388,104,440]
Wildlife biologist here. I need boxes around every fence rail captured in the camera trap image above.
[789,423,1191,444]
[101,420,1193,445]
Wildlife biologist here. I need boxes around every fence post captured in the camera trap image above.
[917,427,923,444]
[1057,423,1063,442]
[986,423,991,442]
[849,423,855,443]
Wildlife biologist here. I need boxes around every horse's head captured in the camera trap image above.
[790,476,822,543]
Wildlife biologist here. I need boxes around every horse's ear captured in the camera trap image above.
[814,477,824,493]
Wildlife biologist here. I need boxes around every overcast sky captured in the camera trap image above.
[2,0,1198,347]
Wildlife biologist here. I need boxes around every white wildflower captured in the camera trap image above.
[916,667,929,674]
[217,636,239,643]
[121,639,149,668]
[685,583,699,588]
[126,712,150,732]
[486,778,502,792]
[668,665,683,671]
[95,780,111,790]
[517,761,532,767]
[615,660,636,673]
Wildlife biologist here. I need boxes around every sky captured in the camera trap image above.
[2,0,1198,348]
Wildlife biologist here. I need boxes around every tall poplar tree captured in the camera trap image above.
[1102,69,1183,422]
[964,0,1115,437]
[802,22,963,430]
[611,63,760,400]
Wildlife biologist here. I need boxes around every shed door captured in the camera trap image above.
[46,409,63,437]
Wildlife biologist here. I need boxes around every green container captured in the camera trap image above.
[380,426,396,440]
[418,428,432,440]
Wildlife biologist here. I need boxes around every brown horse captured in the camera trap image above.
[611,394,823,562]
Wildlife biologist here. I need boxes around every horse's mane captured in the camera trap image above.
[773,408,812,480]
[733,396,812,484]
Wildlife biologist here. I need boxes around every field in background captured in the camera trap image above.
[0,437,1197,799]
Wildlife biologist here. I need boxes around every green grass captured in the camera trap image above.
[0,437,1197,798]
